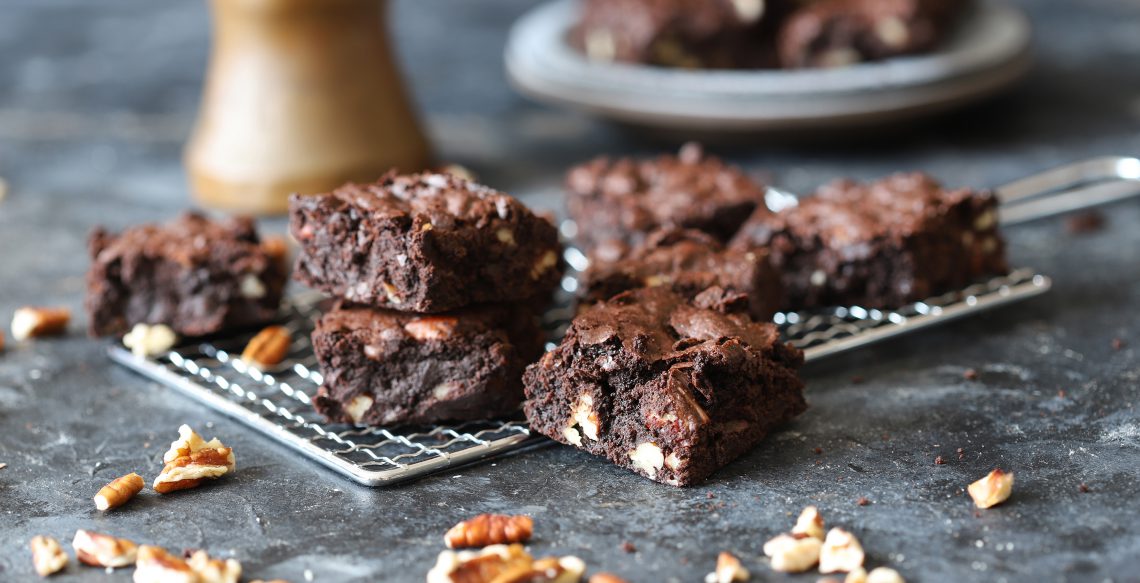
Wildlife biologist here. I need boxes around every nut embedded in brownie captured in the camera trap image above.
[572,0,785,69]
[86,212,287,337]
[566,143,771,263]
[778,0,968,68]
[730,172,1008,310]
[312,303,545,426]
[290,172,564,314]
[581,228,784,321]
[523,286,806,486]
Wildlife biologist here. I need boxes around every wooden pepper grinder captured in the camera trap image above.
[185,0,432,215]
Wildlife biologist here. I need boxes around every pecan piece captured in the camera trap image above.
[153,425,235,494]
[241,326,291,369]
[94,472,144,511]
[72,529,137,568]
[11,307,70,340]
[445,514,533,549]
[30,535,68,577]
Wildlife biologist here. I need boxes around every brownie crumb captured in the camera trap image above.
[1057,389,1066,399]
[621,541,637,554]
[850,375,865,385]
[881,433,891,442]
[1079,483,1090,493]
[935,456,945,465]
[856,497,870,506]
[963,368,979,381]
[707,492,717,499]
[1065,210,1106,235]
[1112,338,1126,351]
[813,447,823,455]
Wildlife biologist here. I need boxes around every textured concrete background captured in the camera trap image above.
[1,1,1139,582]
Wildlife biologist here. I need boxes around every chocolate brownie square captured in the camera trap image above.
[581,228,784,320]
[566,143,770,263]
[290,172,564,313]
[312,303,545,426]
[778,0,967,68]
[731,172,1008,310]
[86,212,287,337]
[573,0,783,69]
[523,286,806,486]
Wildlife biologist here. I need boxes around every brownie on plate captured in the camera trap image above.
[778,0,967,68]
[572,0,783,69]
[312,303,545,426]
[523,286,806,486]
[86,212,287,337]
[566,143,770,263]
[581,228,784,320]
[731,172,1008,310]
[290,172,564,314]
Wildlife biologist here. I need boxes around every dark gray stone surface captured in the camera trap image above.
[1,1,1139,581]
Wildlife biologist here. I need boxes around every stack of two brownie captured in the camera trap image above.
[289,172,565,426]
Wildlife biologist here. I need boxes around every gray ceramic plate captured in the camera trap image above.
[505,0,1033,132]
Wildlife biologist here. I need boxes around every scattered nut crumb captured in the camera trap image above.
[94,472,144,511]
[763,533,821,573]
[866,567,906,583]
[856,497,870,507]
[1064,210,1106,235]
[793,506,825,540]
[72,529,137,568]
[0,330,5,352]
[957,448,965,460]
[962,368,979,381]
[1057,389,1066,399]
[1112,338,1126,351]
[0,462,6,470]
[11,307,71,341]
[426,544,583,583]
[152,425,235,494]
[590,574,629,583]
[444,514,533,549]
[819,528,865,574]
[850,375,864,385]
[934,456,945,465]
[30,535,68,577]
[241,325,291,369]
[620,541,636,553]
[122,324,178,358]
[1079,483,1090,493]
[967,468,1014,509]
[704,551,749,583]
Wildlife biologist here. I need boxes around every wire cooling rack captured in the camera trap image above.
[108,267,1049,487]
[107,155,1140,487]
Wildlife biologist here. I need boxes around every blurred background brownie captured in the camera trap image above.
[778,0,969,68]
[731,172,1008,310]
[86,212,287,337]
[581,228,784,320]
[290,171,564,314]
[523,286,806,486]
[566,143,770,263]
[312,303,544,426]
[572,0,785,68]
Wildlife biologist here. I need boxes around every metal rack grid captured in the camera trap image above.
[108,267,1050,487]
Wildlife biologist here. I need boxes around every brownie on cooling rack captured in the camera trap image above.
[311,303,545,426]
[572,0,785,69]
[731,172,1008,311]
[566,143,771,263]
[86,212,287,337]
[523,286,806,486]
[777,0,967,68]
[290,172,564,314]
[581,228,784,320]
